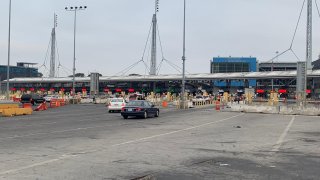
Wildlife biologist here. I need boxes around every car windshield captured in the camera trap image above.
[127,101,144,106]
[111,99,123,102]
[32,94,41,98]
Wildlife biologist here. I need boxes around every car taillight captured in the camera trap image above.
[121,103,125,106]
[121,107,125,112]
[136,107,142,111]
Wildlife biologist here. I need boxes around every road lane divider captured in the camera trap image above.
[271,115,296,153]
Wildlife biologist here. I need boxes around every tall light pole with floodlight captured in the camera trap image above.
[65,6,87,101]
[181,0,186,109]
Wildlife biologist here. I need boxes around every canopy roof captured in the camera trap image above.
[5,70,320,83]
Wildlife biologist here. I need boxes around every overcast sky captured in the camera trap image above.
[1,0,320,77]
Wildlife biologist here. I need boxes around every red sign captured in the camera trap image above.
[256,89,264,93]
[82,88,87,92]
[128,88,135,93]
[40,88,45,92]
[50,88,55,92]
[20,88,25,91]
[306,89,311,94]
[10,88,16,91]
[104,88,110,92]
[60,88,65,92]
[30,88,35,92]
[115,88,122,92]
[278,89,287,93]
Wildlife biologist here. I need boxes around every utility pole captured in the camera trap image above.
[49,13,57,78]
[150,0,159,75]
[305,0,312,105]
[181,0,186,109]
[6,0,12,100]
[306,0,312,71]
[297,0,312,107]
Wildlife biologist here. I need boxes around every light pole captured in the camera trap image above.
[271,51,278,92]
[181,0,186,109]
[65,6,87,101]
[6,0,12,99]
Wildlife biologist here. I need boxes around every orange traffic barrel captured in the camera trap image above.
[215,100,220,111]
[162,101,168,108]
[23,103,32,109]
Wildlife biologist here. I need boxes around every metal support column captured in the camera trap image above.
[6,0,12,99]
[306,0,313,70]
[150,0,159,75]
[49,14,57,78]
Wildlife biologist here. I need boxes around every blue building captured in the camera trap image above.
[211,57,257,90]
[0,62,39,81]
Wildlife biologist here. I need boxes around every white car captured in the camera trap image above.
[44,95,60,102]
[108,98,126,113]
[192,95,206,102]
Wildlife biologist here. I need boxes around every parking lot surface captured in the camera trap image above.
[0,104,319,179]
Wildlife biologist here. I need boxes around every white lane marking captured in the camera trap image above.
[0,125,115,140]
[0,113,244,176]
[0,111,107,123]
[111,113,244,147]
[271,115,296,153]
[0,154,76,176]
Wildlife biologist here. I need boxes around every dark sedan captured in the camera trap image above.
[121,100,159,119]
[21,94,45,105]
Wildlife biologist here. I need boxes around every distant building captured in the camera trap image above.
[211,57,257,90]
[258,62,297,72]
[0,62,39,81]
[312,58,320,70]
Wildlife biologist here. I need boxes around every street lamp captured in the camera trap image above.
[6,0,12,99]
[65,6,87,102]
[181,0,186,109]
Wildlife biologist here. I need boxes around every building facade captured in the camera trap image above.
[0,62,39,81]
[211,57,257,91]
[258,62,297,72]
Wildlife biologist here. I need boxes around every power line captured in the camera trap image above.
[315,0,320,18]
[290,0,306,49]
[265,0,306,63]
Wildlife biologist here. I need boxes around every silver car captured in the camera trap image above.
[107,98,126,113]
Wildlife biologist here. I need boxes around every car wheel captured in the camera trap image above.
[123,115,128,119]
[155,110,159,117]
[143,111,148,119]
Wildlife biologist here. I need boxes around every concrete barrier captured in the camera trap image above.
[95,98,108,104]
[193,100,214,107]
[0,103,20,115]
[226,104,320,116]
[80,99,93,104]
[1,108,32,117]
[0,104,19,109]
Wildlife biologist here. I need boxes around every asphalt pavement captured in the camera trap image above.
[0,104,319,180]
